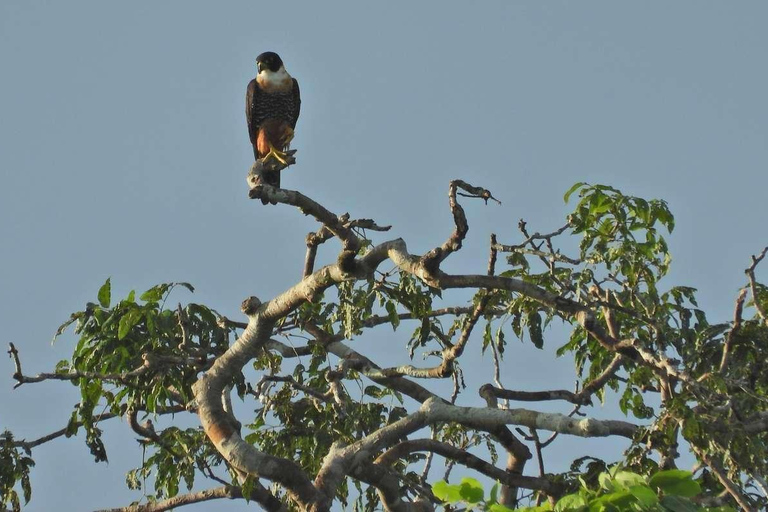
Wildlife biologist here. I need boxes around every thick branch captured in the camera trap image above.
[192,241,406,510]
[310,322,532,495]
[347,460,426,512]
[314,397,637,501]
[304,217,391,277]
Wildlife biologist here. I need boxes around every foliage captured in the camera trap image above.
[432,468,736,511]
[54,282,241,501]
[0,432,34,512]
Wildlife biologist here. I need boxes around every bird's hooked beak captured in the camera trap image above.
[257,62,264,73]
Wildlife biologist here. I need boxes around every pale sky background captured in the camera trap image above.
[1,2,767,511]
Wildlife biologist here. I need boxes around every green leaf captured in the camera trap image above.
[649,470,700,497]
[458,477,484,504]
[598,472,615,491]
[659,495,699,512]
[628,485,658,506]
[613,471,646,490]
[489,504,517,512]
[564,182,587,203]
[240,475,257,503]
[140,283,170,303]
[432,481,462,504]
[385,301,400,331]
[177,282,195,293]
[53,313,82,343]
[98,278,111,308]
[555,493,588,511]
[528,311,544,349]
[591,490,636,509]
[118,309,143,340]
[490,482,499,505]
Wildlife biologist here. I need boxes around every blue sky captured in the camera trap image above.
[1,2,767,510]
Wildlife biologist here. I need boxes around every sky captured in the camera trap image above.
[1,2,767,510]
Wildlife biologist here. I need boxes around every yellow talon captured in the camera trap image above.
[264,143,289,165]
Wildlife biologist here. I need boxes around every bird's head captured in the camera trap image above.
[256,52,285,74]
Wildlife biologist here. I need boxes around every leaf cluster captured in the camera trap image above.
[0,432,34,512]
[433,468,735,512]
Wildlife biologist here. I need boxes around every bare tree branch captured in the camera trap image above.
[11,405,188,450]
[746,246,768,326]
[8,343,202,391]
[94,482,285,512]
[692,446,751,511]
[421,180,499,275]
[303,216,392,277]
[481,385,585,405]
[719,288,748,374]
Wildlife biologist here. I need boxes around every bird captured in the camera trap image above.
[246,51,301,192]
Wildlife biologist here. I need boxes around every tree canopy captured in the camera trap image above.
[3,179,768,511]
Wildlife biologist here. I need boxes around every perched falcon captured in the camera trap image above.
[246,51,301,190]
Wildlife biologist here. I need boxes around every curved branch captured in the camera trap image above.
[304,216,392,277]
[377,290,490,380]
[377,439,563,496]
[192,242,405,510]
[481,386,584,405]
[479,354,624,407]
[314,397,638,501]
[421,180,499,275]
[719,288,748,374]
[248,185,360,254]
[347,460,426,512]
[95,482,285,512]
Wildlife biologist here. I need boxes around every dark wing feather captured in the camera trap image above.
[246,78,261,144]
[290,78,301,129]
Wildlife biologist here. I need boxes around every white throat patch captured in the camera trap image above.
[257,66,292,92]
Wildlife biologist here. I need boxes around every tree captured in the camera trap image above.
[3,175,768,511]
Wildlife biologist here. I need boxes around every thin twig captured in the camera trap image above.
[719,288,748,374]
[746,247,768,326]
